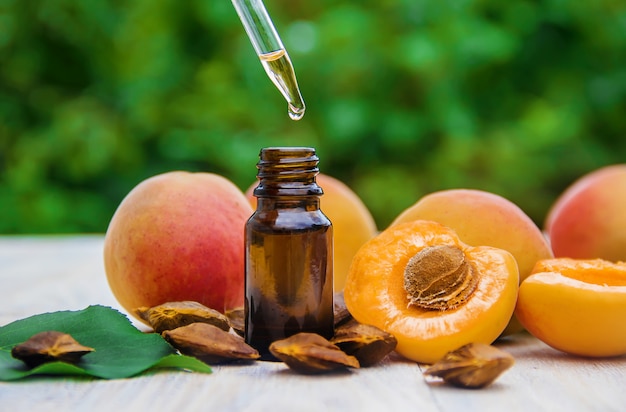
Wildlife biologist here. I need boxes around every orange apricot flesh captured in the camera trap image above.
[344,221,519,364]
[516,258,626,358]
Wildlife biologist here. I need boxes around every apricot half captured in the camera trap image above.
[516,258,626,358]
[391,189,553,335]
[344,220,519,364]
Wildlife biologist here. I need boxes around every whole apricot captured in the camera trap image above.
[516,258,626,357]
[344,220,519,364]
[245,173,377,291]
[546,164,626,262]
[390,189,553,335]
[104,171,253,321]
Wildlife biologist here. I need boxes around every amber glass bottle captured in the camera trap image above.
[245,147,334,359]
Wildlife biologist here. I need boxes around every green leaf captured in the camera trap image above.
[0,305,211,381]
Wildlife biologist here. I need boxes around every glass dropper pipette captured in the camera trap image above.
[231,0,306,121]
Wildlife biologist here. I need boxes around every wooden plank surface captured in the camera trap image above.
[1,236,626,412]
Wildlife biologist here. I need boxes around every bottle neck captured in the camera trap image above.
[256,197,321,211]
[253,147,323,199]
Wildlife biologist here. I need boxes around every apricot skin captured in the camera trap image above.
[515,267,626,358]
[246,173,377,291]
[104,171,253,321]
[546,164,626,262]
[390,189,553,335]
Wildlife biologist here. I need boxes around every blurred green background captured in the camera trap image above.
[1,0,625,234]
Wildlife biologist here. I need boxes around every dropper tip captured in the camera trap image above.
[288,102,306,121]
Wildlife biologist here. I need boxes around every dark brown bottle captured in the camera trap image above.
[245,147,334,359]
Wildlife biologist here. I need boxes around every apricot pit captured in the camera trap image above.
[404,245,479,311]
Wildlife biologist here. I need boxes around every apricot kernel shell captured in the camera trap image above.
[11,331,95,368]
[330,320,397,367]
[135,301,231,333]
[269,333,360,374]
[162,323,260,364]
[404,245,479,310]
[423,342,515,389]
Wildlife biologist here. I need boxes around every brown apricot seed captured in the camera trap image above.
[269,333,360,374]
[333,291,353,327]
[225,307,245,337]
[331,320,397,367]
[404,245,479,310]
[162,323,259,364]
[11,331,95,368]
[135,301,231,333]
[423,342,514,388]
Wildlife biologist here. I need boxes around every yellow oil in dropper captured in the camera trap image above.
[231,0,306,121]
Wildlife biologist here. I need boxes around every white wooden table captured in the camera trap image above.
[1,236,626,412]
